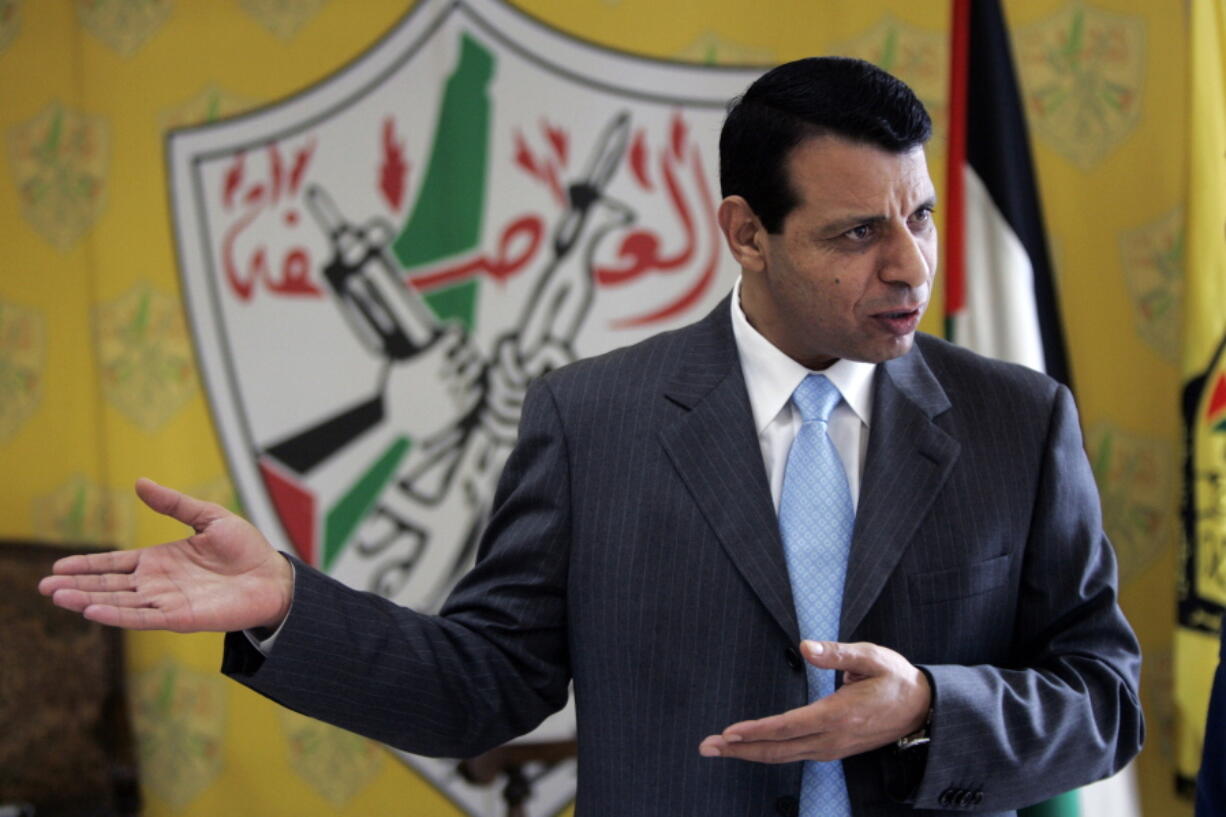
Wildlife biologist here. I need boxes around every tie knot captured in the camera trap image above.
[791,374,842,424]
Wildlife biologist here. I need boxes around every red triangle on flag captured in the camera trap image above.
[1208,372,1226,423]
[259,458,317,566]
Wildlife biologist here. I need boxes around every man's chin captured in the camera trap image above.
[846,334,917,365]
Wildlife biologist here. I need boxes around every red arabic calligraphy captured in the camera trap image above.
[595,113,720,328]
[220,140,322,301]
[515,123,567,206]
[407,215,545,291]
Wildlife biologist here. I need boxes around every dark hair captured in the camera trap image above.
[719,57,932,233]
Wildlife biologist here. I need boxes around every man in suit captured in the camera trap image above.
[41,58,1142,816]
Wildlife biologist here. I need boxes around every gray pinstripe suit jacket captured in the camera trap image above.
[224,296,1143,816]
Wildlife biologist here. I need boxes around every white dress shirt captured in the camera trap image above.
[728,279,876,512]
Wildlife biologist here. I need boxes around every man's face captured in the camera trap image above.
[729,135,938,370]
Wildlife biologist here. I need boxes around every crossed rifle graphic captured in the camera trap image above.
[263,113,633,607]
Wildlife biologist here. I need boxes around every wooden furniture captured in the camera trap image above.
[0,540,140,817]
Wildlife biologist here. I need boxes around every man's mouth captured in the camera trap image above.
[872,307,922,335]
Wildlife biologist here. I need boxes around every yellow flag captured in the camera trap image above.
[1176,0,1226,795]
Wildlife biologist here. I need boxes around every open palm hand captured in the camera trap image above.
[39,478,294,633]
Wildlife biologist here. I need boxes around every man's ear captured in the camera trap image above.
[717,196,767,273]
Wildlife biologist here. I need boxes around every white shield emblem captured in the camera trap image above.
[169,1,760,812]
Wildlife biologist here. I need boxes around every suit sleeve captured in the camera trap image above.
[906,384,1144,811]
[222,378,574,758]
[1196,631,1226,817]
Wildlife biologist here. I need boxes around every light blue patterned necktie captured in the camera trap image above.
[778,373,854,817]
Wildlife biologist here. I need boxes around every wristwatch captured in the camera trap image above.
[896,709,933,750]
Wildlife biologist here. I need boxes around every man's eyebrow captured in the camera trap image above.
[815,196,939,235]
[817,213,886,234]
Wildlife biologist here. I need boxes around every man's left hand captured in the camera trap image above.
[698,640,931,763]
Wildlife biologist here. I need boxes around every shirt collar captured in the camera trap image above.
[729,278,876,435]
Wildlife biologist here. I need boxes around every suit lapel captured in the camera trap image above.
[841,343,960,639]
[656,304,962,644]
[658,298,800,643]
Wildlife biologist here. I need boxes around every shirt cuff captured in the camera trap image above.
[241,554,296,655]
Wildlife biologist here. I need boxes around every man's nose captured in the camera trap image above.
[879,227,933,289]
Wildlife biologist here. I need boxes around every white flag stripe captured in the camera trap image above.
[1077,761,1141,817]
[953,165,1046,373]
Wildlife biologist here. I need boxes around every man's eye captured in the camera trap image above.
[844,224,873,240]
[911,208,934,227]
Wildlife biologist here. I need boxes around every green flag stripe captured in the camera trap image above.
[323,437,411,570]
[1019,790,1079,817]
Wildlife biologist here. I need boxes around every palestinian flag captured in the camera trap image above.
[944,0,1068,383]
[945,1,1138,814]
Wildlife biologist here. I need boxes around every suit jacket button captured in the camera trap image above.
[775,794,799,817]
[972,791,984,805]
[785,647,803,670]
[938,788,955,806]
[956,790,975,807]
